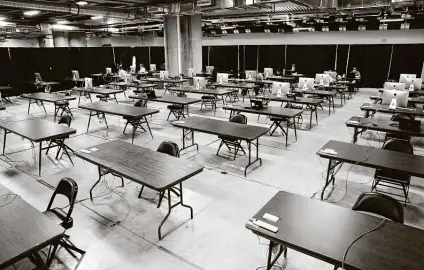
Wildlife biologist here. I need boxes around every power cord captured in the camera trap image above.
[341,219,387,269]
[0,193,18,207]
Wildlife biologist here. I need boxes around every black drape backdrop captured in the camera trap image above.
[347,44,392,87]
[208,46,238,73]
[0,44,423,91]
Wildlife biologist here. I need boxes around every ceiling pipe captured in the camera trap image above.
[0,0,139,19]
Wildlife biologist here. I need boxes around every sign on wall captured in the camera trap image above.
[197,0,215,7]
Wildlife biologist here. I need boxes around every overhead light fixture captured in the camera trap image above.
[339,25,346,31]
[0,16,6,21]
[91,15,103,20]
[245,28,251,33]
[233,29,239,34]
[358,25,366,31]
[379,23,388,30]
[57,20,69,24]
[264,28,271,33]
[108,27,119,33]
[380,18,404,23]
[76,1,88,5]
[222,29,227,34]
[322,26,329,32]
[23,10,40,16]
[52,24,76,31]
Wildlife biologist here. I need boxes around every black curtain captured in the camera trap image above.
[389,44,424,81]
[286,45,337,77]
[0,48,11,85]
[202,46,209,71]
[114,47,132,68]
[70,47,115,77]
[209,46,238,73]
[150,46,165,69]
[335,45,349,76]
[258,45,285,74]
[243,45,258,71]
[348,44,392,87]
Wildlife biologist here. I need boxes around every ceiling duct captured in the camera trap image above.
[0,0,139,19]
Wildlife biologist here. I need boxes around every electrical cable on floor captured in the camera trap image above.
[0,193,18,207]
[341,219,387,269]
[104,176,131,226]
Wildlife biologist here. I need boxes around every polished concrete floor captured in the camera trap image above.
[2,87,424,270]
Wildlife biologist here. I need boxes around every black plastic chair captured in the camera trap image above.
[46,115,75,164]
[352,192,404,223]
[217,114,247,160]
[385,113,412,142]
[138,141,180,208]
[372,139,413,205]
[167,92,188,120]
[43,178,85,263]
[123,99,151,138]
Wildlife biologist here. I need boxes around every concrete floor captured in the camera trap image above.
[2,88,424,270]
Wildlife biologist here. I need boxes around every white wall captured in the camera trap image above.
[87,35,164,47]
[0,38,39,47]
[202,29,424,46]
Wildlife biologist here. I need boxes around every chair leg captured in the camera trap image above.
[216,140,224,156]
[123,121,129,134]
[138,185,145,198]
[167,110,172,121]
[157,191,165,208]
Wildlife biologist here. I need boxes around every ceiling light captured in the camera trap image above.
[108,27,119,33]
[379,23,388,30]
[91,15,103,20]
[233,29,239,34]
[245,28,251,33]
[222,29,227,34]
[52,24,76,31]
[57,20,69,24]
[76,1,88,5]
[0,16,6,21]
[380,18,404,23]
[401,23,410,30]
[24,10,40,16]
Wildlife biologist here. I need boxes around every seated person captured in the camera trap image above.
[350,67,361,80]
[139,64,146,73]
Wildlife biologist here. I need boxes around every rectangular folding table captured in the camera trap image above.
[20,92,76,122]
[172,116,269,176]
[76,139,204,239]
[78,102,159,143]
[247,190,424,270]
[360,103,424,118]
[75,87,124,104]
[0,118,76,176]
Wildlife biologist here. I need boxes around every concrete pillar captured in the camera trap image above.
[68,32,87,47]
[53,31,68,47]
[164,15,181,76]
[164,14,202,76]
[38,23,54,48]
[180,14,202,75]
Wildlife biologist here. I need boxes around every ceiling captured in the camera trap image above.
[0,0,421,39]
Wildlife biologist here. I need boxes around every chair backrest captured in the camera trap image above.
[352,192,404,223]
[46,177,78,224]
[157,141,179,157]
[390,113,411,122]
[58,115,72,127]
[382,139,413,154]
[177,92,187,98]
[230,114,247,124]
[134,95,147,107]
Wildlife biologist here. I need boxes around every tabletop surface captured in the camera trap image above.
[20,92,76,102]
[223,104,303,118]
[172,116,269,141]
[170,86,236,95]
[293,89,337,96]
[247,190,424,270]
[346,116,424,137]
[0,184,64,268]
[76,140,204,191]
[257,94,323,104]
[210,82,259,89]
[79,102,159,118]
[317,140,424,178]
[370,95,424,104]
[75,87,123,95]
[141,78,187,83]
[129,95,201,105]
[109,82,157,88]
[360,103,424,115]
[0,119,76,142]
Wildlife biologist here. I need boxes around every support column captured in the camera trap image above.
[68,32,87,47]
[164,15,180,76]
[164,13,202,76]
[53,31,68,47]
[38,23,54,48]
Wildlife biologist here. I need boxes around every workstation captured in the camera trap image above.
[0,0,424,270]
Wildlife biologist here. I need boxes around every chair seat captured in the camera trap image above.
[56,100,69,105]
[96,94,109,98]
[376,170,410,184]
[201,96,215,100]
[270,116,286,121]
[44,208,73,229]
[168,104,184,110]
[218,135,238,141]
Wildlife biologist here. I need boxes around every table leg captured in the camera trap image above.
[41,101,46,113]
[46,242,59,267]
[244,138,262,176]
[179,128,198,155]
[309,105,313,128]
[87,111,92,132]
[39,141,42,176]
[292,117,297,141]
[353,127,359,144]
[286,120,289,147]
[103,112,108,128]
[328,98,331,116]
[27,98,31,114]
[90,167,103,201]
[320,159,341,200]
[266,241,285,270]
[145,116,153,139]
[54,103,57,122]
[315,105,318,125]
[2,130,6,155]
[332,96,335,113]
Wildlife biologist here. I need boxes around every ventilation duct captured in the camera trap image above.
[0,0,138,19]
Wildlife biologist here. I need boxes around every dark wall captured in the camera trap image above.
[204,43,424,87]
